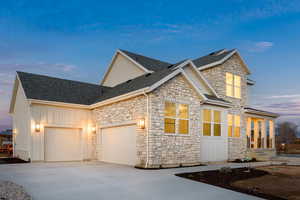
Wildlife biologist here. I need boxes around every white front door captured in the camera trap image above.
[99,125,137,166]
[200,108,228,162]
[200,137,228,162]
[44,127,81,162]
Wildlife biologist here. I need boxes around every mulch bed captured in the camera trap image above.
[176,167,286,200]
[230,158,260,163]
[0,158,28,165]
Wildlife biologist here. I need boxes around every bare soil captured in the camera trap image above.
[176,165,300,200]
[232,166,300,200]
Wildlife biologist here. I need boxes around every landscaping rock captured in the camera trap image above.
[0,180,31,200]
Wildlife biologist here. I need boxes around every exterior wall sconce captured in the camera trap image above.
[91,126,96,134]
[137,118,145,129]
[35,123,41,132]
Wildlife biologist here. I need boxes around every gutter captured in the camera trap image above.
[245,110,279,118]
[142,90,150,168]
[202,99,232,108]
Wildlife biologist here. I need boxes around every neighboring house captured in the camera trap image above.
[9,48,279,167]
[0,129,12,146]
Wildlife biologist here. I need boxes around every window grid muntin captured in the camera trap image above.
[202,109,222,137]
[226,72,241,98]
[164,101,189,134]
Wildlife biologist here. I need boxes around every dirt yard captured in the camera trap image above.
[232,165,300,200]
[176,165,300,200]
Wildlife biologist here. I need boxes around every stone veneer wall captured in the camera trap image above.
[201,54,248,160]
[148,74,203,168]
[93,95,147,167]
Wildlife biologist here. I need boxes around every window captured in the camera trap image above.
[226,72,241,98]
[164,101,189,134]
[228,114,240,137]
[164,102,176,133]
[203,109,221,136]
[178,104,189,134]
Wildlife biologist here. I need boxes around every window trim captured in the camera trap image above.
[228,114,241,138]
[226,72,241,99]
[164,101,190,136]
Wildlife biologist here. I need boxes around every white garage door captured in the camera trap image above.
[100,125,137,166]
[45,128,81,162]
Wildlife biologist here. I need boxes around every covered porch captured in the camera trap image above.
[245,107,279,160]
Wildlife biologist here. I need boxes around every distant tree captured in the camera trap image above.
[276,122,298,145]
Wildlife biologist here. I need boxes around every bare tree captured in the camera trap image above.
[276,122,298,145]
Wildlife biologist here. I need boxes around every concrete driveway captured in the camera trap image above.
[0,162,262,200]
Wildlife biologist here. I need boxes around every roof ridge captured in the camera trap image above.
[17,71,111,89]
[119,49,172,65]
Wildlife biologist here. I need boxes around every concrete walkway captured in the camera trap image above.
[0,161,269,200]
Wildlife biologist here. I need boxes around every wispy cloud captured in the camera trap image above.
[241,0,300,20]
[252,93,300,125]
[244,41,274,53]
[267,94,300,99]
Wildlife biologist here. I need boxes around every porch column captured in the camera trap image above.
[246,117,251,148]
[253,119,258,148]
[270,120,275,148]
[262,119,266,148]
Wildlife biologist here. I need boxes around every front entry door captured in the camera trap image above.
[200,108,228,162]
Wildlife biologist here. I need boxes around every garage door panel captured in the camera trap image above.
[45,128,81,162]
[100,125,137,166]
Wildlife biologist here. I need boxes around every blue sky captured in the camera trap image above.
[1,0,300,130]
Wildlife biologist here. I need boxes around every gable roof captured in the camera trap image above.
[15,48,249,109]
[120,49,172,71]
[193,49,236,68]
[193,49,251,74]
[16,59,230,109]
[17,71,111,105]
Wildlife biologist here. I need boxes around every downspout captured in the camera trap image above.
[143,90,150,168]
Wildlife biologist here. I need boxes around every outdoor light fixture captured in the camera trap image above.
[35,123,41,132]
[91,126,96,133]
[137,118,145,129]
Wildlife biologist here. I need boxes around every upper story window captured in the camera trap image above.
[226,72,241,98]
[228,114,240,137]
[203,109,221,136]
[164,101,189,134]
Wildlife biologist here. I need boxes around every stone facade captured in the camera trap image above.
[201,54,248,160]
[147,74,203,168]
[92,53,274,167]
[93,95,148,166]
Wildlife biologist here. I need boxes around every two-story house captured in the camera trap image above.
[9,48,278,168]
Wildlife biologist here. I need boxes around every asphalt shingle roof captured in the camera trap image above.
[17,71,111,105]
[93,63,182,103]
[193,49,236,68]
[245,107,279,117]
[120,49,172,71]
[17,49,236,106]
[204,94,230,104]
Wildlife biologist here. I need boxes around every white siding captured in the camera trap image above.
[30,104,94,161]
[102,53,146,87]
[12,84,31,161]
